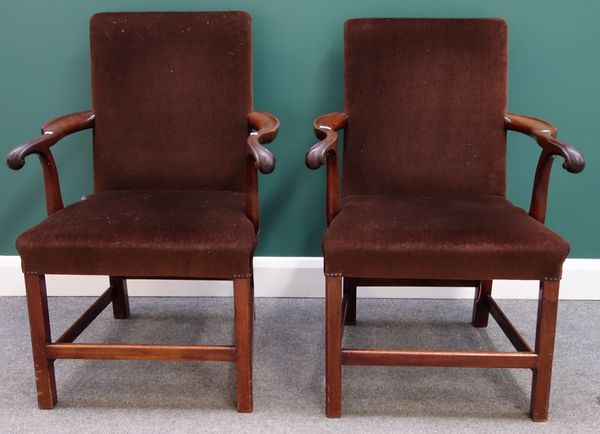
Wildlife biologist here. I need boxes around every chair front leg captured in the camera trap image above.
[24,274,57,409]
[530,279,560,421]
[472,280,493,327]
[343,277,357,326]
[109,276,130,319]
[233,277,253,413]
[326,275,343,417]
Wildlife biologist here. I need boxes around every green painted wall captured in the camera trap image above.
[1,0,598,257]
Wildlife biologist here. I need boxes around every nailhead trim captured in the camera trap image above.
[324,272,562,281]
[24,271,254,279]
[21,270,560,281]
[233,273,252,279]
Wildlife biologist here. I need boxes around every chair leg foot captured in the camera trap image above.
[24,274,57,409]
[234,277,253,413]
[530,279,560,422]
[110,276,130,319]
[343,278,357,326]
[471,280,492,328]
[326,276,343,417]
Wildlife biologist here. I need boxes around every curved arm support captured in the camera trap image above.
[7,111,95,170]
[247,111,279,174]
[306,112,348,170]
[6,111,95,214]
[305,112,348,225]
[245,111,280,231]
[505,113,585,223]
[505,113,584,173]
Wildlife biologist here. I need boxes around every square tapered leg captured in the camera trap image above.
[343,278,357,326]
[233,277,253,413]
[472,280,493,327]
[326,275,343,417]
[110,276,130,319]
[24,274,57,409]
[530,279,560,421]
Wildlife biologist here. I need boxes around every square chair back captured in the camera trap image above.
[343,18,508,197]
[90,12,252,192]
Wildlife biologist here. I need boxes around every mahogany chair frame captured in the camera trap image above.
[7,109,279,412]
[306,111,584,421]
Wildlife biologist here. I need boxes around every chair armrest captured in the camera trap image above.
[7,111,95,170]
[306,112,348,169]
[245,111,280,232]
[305,112,348,225]
[247,111,279,174]
[505,113,584,173]
[6,111,95,214]
[505,113,585,223]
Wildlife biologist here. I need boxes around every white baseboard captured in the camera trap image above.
[0,256,598,299]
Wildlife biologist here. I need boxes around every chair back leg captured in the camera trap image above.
[343,278,357,326]
[109,276,130,319]
[326,275,343,417]
[530,279,560,421]
[233,277,254,412]
[24,274,57,409]
[472,280,493,327]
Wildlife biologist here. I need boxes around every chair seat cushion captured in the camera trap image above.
[323,195,569,280]
[17,190,257,278]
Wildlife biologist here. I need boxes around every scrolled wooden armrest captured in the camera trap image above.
[245,110,279,232]
[505,113,585,223]
[306,112,348,169]
[247,111,279,174]
[7,111,95,170]
[505,113,585,173]
[6,111,95,214]
[306,112,348,225]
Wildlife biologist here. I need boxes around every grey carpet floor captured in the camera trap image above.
[0,296,598,433]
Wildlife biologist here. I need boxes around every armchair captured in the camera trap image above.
[7,12,279,413]
[306,18,584,421]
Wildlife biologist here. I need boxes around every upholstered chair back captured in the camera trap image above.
[90,12,252,192]
[343,19,508,197]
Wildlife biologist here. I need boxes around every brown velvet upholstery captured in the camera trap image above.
[90,12,252,192]
[343,18,507,197]
[323,195,569,280]
[17,191,256,278]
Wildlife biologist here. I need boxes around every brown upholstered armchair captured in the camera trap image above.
[6,12,279,412]
[306,18,584,421]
